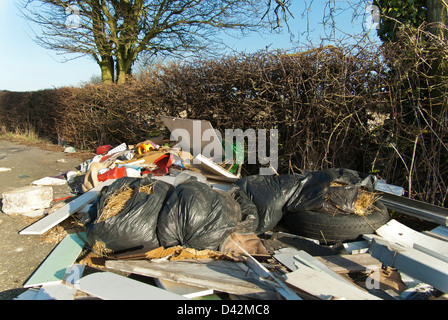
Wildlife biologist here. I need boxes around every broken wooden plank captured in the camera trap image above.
[74,271,187,300]
[19,179,115,235]
[292,250,358,286]
[274,247,381,274]
[105,259,279,300]
[284,263,382,300]
[315,254,382,274]
[368,235,448,294]
[23,233,86,288]
[230,239,301,300]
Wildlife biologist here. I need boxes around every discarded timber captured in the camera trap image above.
[230,238,301,300]
[73,271,187,300]
[284,263,382,300]
[378,192,448,227]
[23,233,86,288]
[19,179,115,235]
[315,254,382,274]
[105,259,279,300]
[274,247,381,274]
[368,235,448,294]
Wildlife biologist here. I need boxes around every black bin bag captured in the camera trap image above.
[284,168,378,214]
[282,168,389,244]
[85,176,174,252]
[234,174,306,234]
[157,178,242,251]
[232,168,380,235]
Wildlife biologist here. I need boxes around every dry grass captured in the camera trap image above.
[41,225,68,244]
[354,190,381,216]
[96,182,156,224]
[92,241,114,257]
[118,245,244,262]
[96,186,136,223]
[139,183,155,195]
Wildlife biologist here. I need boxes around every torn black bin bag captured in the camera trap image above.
[157,178,242,251]
[282,168,389,244]
[234,174,306,234]
[226,184,259,234]
[284,168,378,214]
[84,176,174,253]
[232,168,379,234]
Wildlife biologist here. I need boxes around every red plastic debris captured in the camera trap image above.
[96,145,112,155]
[97,166,127,182]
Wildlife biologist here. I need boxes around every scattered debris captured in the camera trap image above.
[32,176,67,186]
[6,115,448,301]
[19,179,115,235]
[63,146,76,153]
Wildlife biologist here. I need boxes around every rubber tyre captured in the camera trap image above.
[284,200,390,244]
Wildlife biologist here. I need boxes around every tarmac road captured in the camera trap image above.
[0,139,89,300]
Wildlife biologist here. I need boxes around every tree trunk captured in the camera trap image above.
[116,63,127,84]
[426,0,448,114]
[426,0,448,39]
[100,56,115,84]
[116,55,134,84]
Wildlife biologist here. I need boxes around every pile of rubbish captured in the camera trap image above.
[7,117,448,301]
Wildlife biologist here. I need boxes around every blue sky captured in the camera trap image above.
[0,0,377,92]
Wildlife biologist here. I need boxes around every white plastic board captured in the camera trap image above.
[76,272,187,300]
[154,278,214,299]
[285,264,382,300]
[20,179,115,235]
[376,219,448,260]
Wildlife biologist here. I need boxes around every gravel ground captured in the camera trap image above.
[0,139,92,300]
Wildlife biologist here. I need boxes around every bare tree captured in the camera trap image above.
[20,0,293,84]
